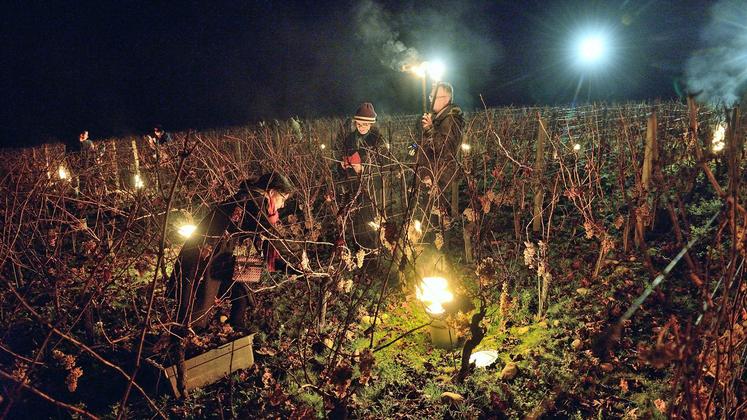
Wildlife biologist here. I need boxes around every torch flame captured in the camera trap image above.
[403,62,427,78]
[416,276,453,315]
[402,60,446,81]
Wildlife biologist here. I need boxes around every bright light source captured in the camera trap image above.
[712,123,726,152]
[416,276,453,315]
[413,219,423,233]
[403,62,427,78]
[385,142,390,149]
[461,143,471,152]
[133,174,145,189]
[320,144,326,150]
[573,143,581,151]
[58,165,70,180]
[403,60,446,81]
[578,35,605,63]
[178,224,197,239]
[427,60,446,82]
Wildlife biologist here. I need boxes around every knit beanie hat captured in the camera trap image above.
[353,102,377,123]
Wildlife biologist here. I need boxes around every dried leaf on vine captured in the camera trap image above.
[358,349,375,386]
[329,364,353,398]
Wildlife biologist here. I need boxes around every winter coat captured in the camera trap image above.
[338,125,384,177]
[415,103,465,190]
[171,181,292,325]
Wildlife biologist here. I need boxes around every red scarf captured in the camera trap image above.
[266,196,279,271]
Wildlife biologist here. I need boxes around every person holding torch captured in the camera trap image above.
[415,81,465,244]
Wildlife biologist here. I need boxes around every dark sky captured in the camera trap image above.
[0,0,724,148]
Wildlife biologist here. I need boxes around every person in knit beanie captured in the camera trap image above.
[339,102,383,175]
[336,102,386,252]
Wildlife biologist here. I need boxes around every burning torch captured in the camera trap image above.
[403,60,446,113]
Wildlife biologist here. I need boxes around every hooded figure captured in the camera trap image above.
[171,172,295,331]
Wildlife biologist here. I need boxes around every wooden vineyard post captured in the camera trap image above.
[131,138,141,190]
[234,136,242,163]
[635,111,657,248]
[110,140,121,190]
[44,144,51,179]
[131,139,140,174]
[533,115,547,234]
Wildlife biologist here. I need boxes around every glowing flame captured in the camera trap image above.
[573,143,581,151]
[403,62,426,78]
[461,143,471,152]
[416,276,453,315]
[133,174,145,189]
[712,123,726,152]
[320,143,326,150]
[427,60,446,82]
[57,165,70,180]
[413,219,422,233]
[178,224,197,238]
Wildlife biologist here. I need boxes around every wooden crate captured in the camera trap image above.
[149,334,255,397]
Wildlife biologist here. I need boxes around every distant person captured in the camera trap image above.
[171,172,296,331]
[78,130,95,152]
[336,102,384,250]
[148,124,172,146]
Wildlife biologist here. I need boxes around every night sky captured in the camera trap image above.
[0,0,736,148]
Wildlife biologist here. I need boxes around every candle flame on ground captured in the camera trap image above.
[178,224,197,238]
[58,165,70,180]
[416,276,453,315]
[133,174,145,189]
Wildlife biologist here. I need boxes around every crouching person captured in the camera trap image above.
[172,172,295,331]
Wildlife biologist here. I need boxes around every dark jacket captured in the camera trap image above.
[338,125,384,177]
[79,139,95,152]
[154,132,173,145]
[172,181,293,325]
[416,103,465,188]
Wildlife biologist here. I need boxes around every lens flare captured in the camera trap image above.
[579,36,604,62]
[427,60,446,82]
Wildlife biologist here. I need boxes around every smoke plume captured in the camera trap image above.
[685,0,747,105]
[354,0,420,71]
